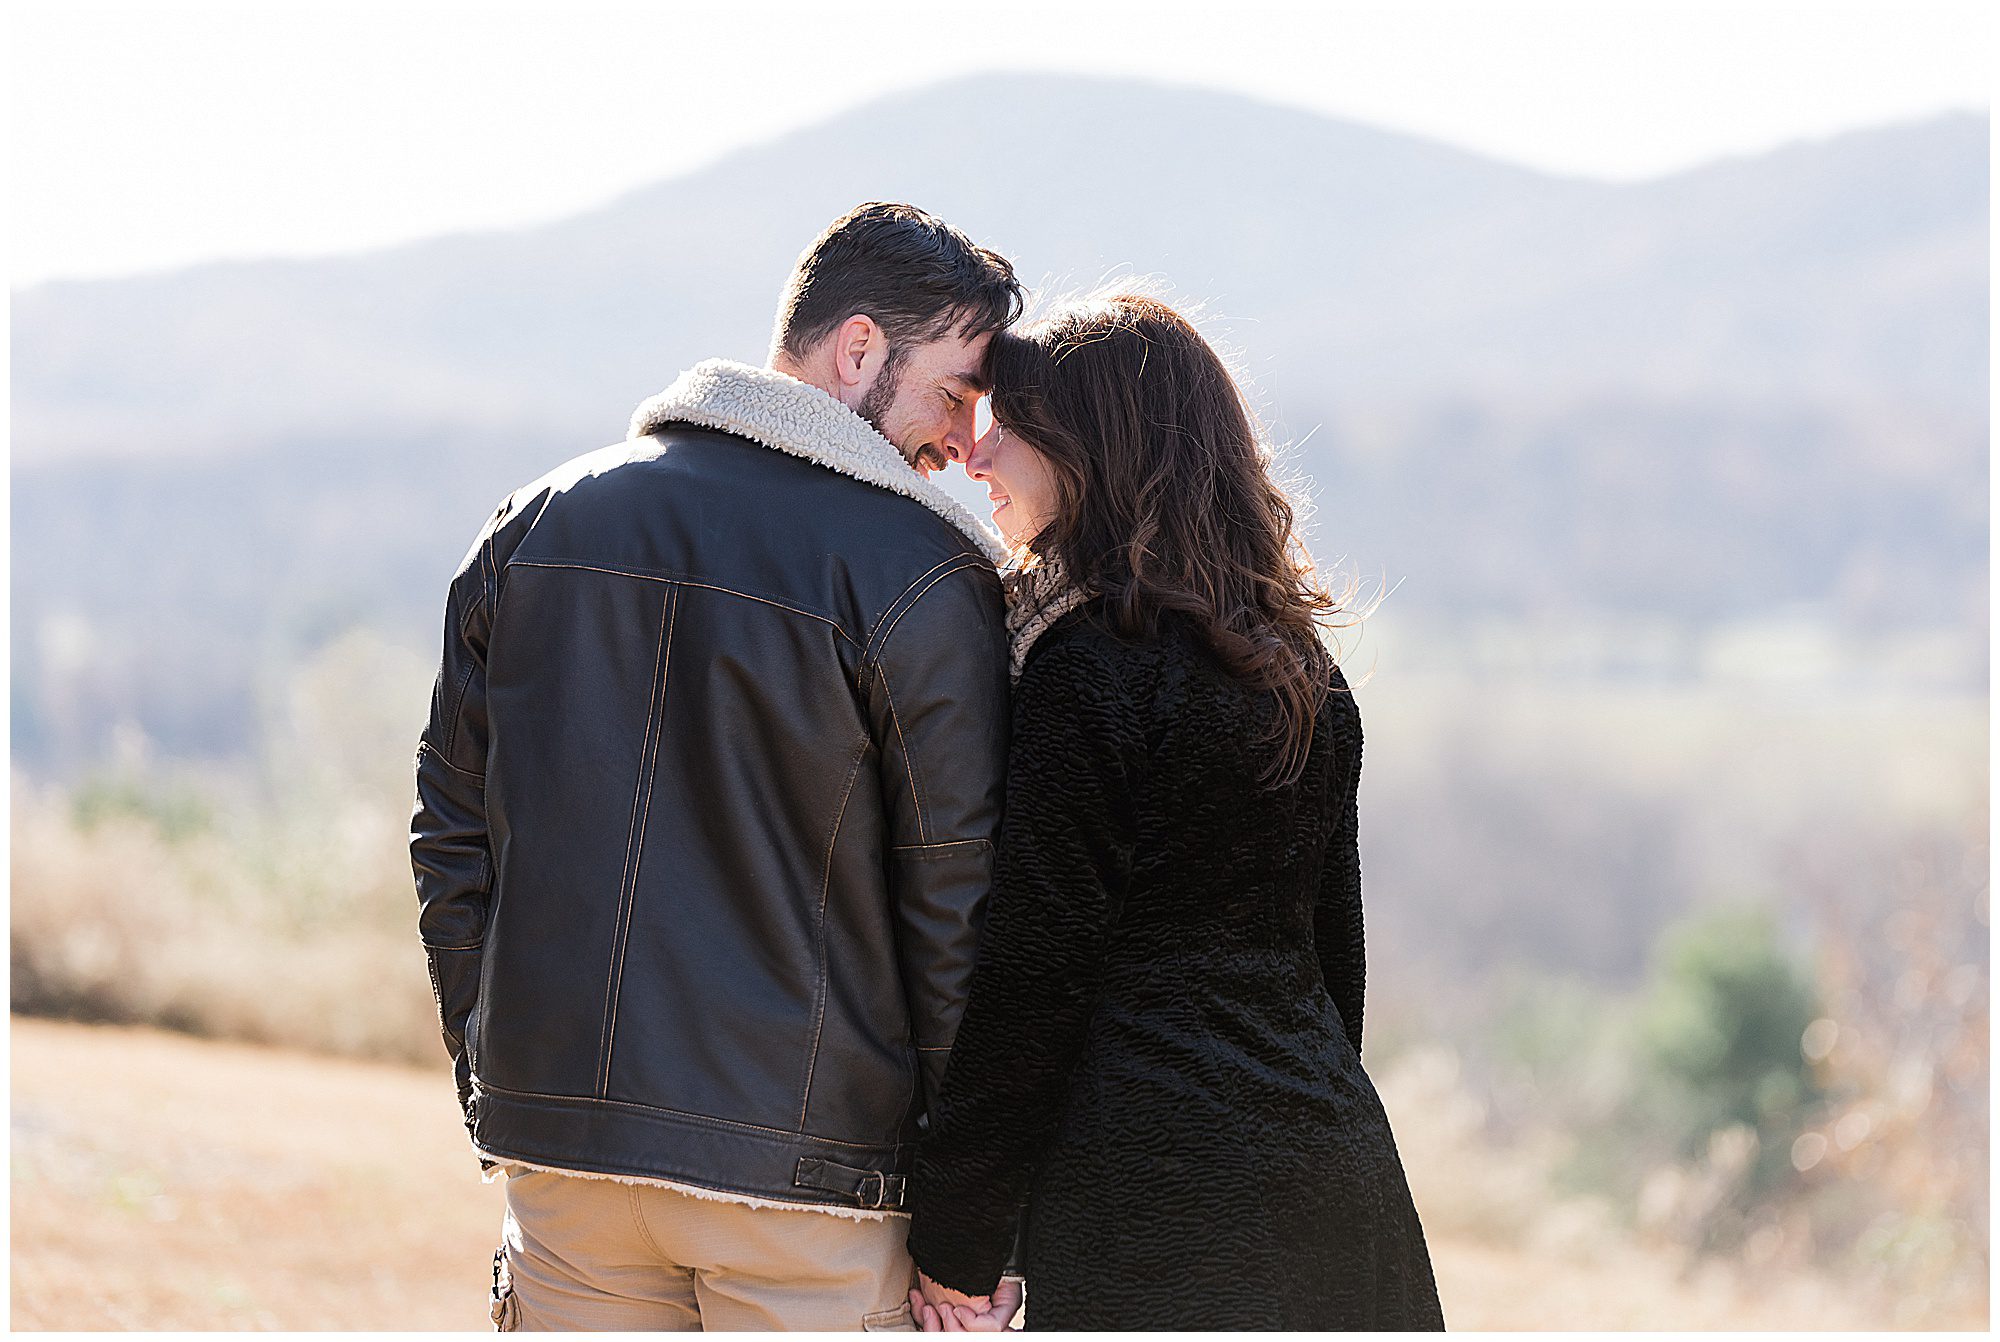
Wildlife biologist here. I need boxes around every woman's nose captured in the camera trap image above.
[963,423,1001,479]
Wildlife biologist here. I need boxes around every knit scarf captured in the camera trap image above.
[1003,556,1090,684]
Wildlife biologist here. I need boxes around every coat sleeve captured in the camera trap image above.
[905,634,1138,1296]
[865,556,1011,1113]
[409,510,503,1130]
[1312,662,1367,1057]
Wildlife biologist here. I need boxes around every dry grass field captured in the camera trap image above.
[11,1017,503,1330]
[11,1016,1956,1331]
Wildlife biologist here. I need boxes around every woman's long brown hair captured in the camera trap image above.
[989,289,1359,788]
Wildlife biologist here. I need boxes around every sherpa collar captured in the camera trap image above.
[628,359,1008,565]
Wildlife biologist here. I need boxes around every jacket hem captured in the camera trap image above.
[475,1147,904,1222]
[469,1082,911,1223]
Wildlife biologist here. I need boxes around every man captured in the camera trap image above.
[411,202,1021,1330]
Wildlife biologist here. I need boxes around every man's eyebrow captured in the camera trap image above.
[947,368,992,394]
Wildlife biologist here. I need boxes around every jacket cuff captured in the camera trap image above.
[906,1216,1012,1300]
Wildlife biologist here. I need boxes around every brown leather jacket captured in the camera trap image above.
[411,387,1008,1213]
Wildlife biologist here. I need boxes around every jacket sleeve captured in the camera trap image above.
[410,512,502,1129]
[905,634,1138,1296]
[865,556,1011,1112]
[1313,662,1367,1057]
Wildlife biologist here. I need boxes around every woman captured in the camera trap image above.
[901,292,1445,1331]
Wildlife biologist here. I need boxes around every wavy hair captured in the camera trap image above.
[988,289,1361,787]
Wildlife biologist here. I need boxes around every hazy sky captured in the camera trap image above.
[11,0,1990,286]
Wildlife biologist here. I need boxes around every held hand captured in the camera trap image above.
[909,1287,960,1332]
[916,1269,989,1316]
[909,1275,1022,1331]
[959,1275,1023,1331]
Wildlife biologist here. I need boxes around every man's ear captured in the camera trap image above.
[835,314,884,390]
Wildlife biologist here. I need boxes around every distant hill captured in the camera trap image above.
[9,75,1988,770]
[13,80,1985,461]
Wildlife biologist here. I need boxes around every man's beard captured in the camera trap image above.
[857,347,941,472]
[855,347,904,433]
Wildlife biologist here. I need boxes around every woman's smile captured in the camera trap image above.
[964,422,1054,545]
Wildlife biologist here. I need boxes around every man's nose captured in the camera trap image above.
[941,397,987,463]
[942,423,979,462]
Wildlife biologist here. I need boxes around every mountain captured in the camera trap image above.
[7,75,1573,462]
[9,75,1988,771]
[16,78,1984,461]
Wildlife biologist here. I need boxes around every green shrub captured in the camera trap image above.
[1635,905,1821,1194]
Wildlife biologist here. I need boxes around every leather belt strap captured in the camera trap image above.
[793,1157,907,1210]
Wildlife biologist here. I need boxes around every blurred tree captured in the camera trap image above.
[1636,905,1822,1195]
[1526,904,1823,1249]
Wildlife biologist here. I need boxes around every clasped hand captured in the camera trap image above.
[908,1269,1023,1331]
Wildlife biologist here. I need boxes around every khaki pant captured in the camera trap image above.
[491,1168,917,1331]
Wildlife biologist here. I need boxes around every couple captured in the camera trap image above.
[411,202,1444,1332]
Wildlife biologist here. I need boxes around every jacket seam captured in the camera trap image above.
[796,734,872,1131]
[878,672,928,845]
[475,1077,907,1149]
[889,839,989,852]
[869,559,989,661]
[597,584,678,1096]
[868,556,986,845]
[440,660,477,760]
[423,939,485,952]
[862,553,966,655]
[507,559,861,648]
[457,587,484,638]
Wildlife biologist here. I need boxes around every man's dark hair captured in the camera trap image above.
[773,202,1023,361]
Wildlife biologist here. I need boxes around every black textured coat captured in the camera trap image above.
[906,609,1445,1330]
